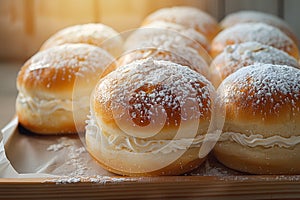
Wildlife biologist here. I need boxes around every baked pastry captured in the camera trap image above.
[214,64,300,174]
[211,23,299,59]
[142,6,220,41]
[16,44,115,134]
[86,58,215,176]
[220,10,299,45]
[141,21,210,52]
[40,23,123,57]
[210,42,300,87]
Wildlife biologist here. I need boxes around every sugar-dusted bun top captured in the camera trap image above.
[17,44,115,99]
[141,21,210,52]
[117,48,192,69]
[124,28,210,77]
[125,27,207,58]
[221,64,300,137]
[220,10,298,44]
[92,58,214,140]
[210,42,300,87]
[40,23,123,57]
[142,6,220,41]
[211,23,299,59]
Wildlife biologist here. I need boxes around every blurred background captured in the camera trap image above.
[0,0,299,128]
[1,0,300,61]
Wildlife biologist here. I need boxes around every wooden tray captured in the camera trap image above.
[1,118,300,199]
[1,176,300,199]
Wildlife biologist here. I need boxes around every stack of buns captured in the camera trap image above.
[15,7,300,176]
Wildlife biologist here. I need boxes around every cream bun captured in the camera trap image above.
[16,43,115,134]
[214,64,300,174]
[86,58,215,176]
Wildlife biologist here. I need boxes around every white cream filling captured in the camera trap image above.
[219,132,300,148]
[17,92,89,114]
[85,113,205,154]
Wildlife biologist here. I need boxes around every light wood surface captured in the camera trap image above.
[1,176,300,199]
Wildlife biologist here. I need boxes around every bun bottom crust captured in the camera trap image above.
[16,101,77,134]
[214,141,300,174]
[86,134,206,176]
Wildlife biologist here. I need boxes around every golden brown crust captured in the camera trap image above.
[86,59,214,175]
[142,6,220,41]
[221,65,300,128]
[116,48,209,78]
[210,23,299,59]
[16,43,115,134]
[17,44,115,99]
[117,48,192,67]
[17,59,76,98]
[92,59,213,140]
[210,42,300,88]
[214,141,300,174]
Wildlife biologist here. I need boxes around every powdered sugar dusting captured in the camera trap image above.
[124,29,209,77]
[221,10,294,38]
[222,64,300,117]
[48,175,132,184]
[143,6,218,38]
[214,42,299,79]
[46,137,91,177]
[213,23,295,55]
[23,43,114,88]
[142,21,210,51]
[125,28,204,56]
[95,59,214,126]
[46,137,74,152]
[41,23,123,56]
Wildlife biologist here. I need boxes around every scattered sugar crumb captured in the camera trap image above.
[48,176,130,184]
[46,137,72,152]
